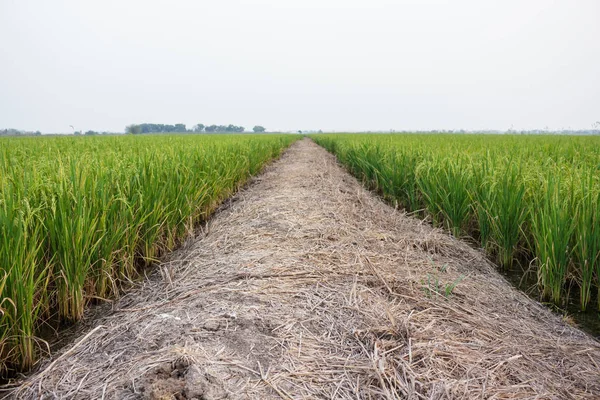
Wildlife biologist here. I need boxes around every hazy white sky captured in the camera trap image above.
[1,0,599,133]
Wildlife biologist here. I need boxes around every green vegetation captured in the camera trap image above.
[423,273,466,299]
[0,134,297,374]
[312,134,600,312]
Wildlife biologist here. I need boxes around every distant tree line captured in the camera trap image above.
[125,123,267,134]
[192,124,266,133]
[129,123,188,134]
[1,128,41,136]
[202,124,245,133]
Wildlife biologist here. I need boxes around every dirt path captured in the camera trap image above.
[13,138,600,399]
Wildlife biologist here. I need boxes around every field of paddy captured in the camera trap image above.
[1,134,599,399]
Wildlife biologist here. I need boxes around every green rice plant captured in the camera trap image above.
[133,161,175,266]
[345,143,384,192]
[417,158,473,237]
[91,179,129,299]
[379,150,422,211]
[469,155,495,253]
[0,184,47,371]
[487,162,528,269]
[415,162,445,228]
[531,175,576,304]
[573,169,600,310]
[46,161,104,321]
[436,159,474,238]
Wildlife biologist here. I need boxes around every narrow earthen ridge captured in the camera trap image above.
[11,138,600,399]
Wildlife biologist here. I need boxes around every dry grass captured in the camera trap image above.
[5,138,600,399]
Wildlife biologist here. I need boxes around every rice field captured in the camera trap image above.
[312,134,600,313]
[0,133,298,374]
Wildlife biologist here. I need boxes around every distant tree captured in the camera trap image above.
[140,123,161,133]
[194,124,245,133]
[138,123,185,133]
[85,130,97,136]
[298,130,302,134]
[126,124,142,134]
[318,129,323,133]
[34,130,42,136]
[0,129,21,135]
[226,124,244,132]
[253,125,266,133]
[74,131,82,136]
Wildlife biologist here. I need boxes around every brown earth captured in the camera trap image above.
[9,138,600,399]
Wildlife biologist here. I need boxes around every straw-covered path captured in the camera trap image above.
[13,138,600,399]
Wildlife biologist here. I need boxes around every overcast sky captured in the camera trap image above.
[1,0,599,133]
